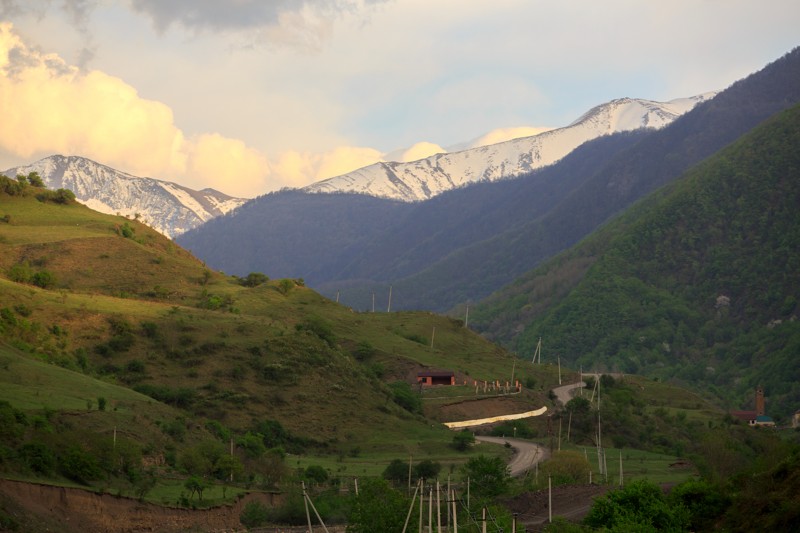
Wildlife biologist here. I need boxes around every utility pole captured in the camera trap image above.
[302,481,313,533]
[428,486,433,533]
[436,481,441,533]
[451,489,457,532]
[402,479,421,533]
[408,456,413,494]
[558,355,562,385]
[464,305,469,328]
[430,327,436,350]
[548,475,552,524]
[372,292,375,312]
[387,285,393,312]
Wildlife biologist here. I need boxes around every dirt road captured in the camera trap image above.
[475,436,549,476]
[551,380,586,405]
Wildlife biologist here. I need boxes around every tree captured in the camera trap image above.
[414,459,441,480]
[304,464,329,485]
[382,459,409,483]
[540,451,591,485]
[27,172,44,187]
[277,278,294,295]
[583,479,690,532]
[239,272,269,287]
[184,475,208,500]
[347,478,409,533]
[461,455,510,499]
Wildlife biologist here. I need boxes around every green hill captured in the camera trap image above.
[0,178,552,479]
[472,104,800,420]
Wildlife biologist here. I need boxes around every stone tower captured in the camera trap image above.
[755,386,765,417]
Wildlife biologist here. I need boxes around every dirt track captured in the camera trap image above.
[474,436,549,477]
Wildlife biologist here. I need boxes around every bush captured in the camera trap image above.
[19,442,56,475]
[451,430,475,451]
[347,479,409,533]
[414,459,441,480]
[583,479,690,531]
[7,263,32,284]
[461,455,510,499]
[388,381,421,414]
[540,451,592,485]
[382,459,409,483]
[239,272,269,287]
[240,501,271,528]
[304,464,329,484]
[59,446,103,484]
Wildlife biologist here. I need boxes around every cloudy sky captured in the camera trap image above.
[0,1,797,197]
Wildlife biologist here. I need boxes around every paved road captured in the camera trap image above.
[475,436,549,476]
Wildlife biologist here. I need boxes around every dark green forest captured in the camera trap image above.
[474,104,800,420]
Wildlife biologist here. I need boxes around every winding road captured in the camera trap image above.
[552,380,588,405]
[475,436,549,476]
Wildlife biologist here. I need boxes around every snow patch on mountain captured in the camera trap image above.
[1,155,246,238]
[303,93,717,201]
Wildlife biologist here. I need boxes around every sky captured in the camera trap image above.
[0,1,798,198]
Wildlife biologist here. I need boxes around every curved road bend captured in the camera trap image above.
[552,380,587,406]
[475,436,550,477]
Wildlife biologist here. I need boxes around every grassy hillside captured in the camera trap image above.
[473,103,800,420]
[0,179,558,494]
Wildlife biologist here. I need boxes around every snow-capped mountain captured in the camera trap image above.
[303,93,717,201]
[1,155,246,238]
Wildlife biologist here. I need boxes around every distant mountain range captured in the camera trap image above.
[303,95,715,201]
[177,47,800,314]
[0,155,246,237]
[0,95,711,238]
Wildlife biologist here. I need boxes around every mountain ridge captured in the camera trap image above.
[1,154,246,238]
[302,94,715,201]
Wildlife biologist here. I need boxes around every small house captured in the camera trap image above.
[417,370,455,386]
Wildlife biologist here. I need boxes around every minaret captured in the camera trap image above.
[755,386,765,417]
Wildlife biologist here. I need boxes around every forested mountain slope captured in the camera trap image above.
[472,103,800,419]
[179,48,800,314]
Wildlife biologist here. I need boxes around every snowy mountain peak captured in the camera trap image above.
[303,93,717,202]
[1,155,246,238]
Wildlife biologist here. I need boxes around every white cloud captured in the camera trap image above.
[469,127,554,149]
[398,142,446,162]
[0,22,363,197]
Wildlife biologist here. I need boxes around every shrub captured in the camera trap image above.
[31,270,56,289]
[382,459,408,483]
[388,381,421,414]
[7,263,32,284]
[451,430,475,451]
[304,464,329,485]
[414,459,441,480]
[461,455,510,499]
[583,479,690,531]
[59,446,102,484]
[19,442,56,475]
[240,501,271,528]
[239,272,269,287]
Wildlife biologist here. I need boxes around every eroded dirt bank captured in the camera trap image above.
[0,478,292,532]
